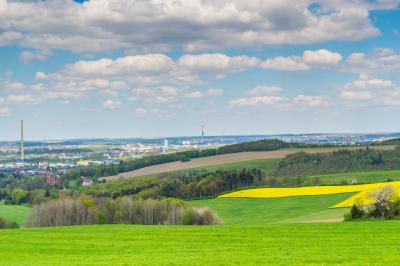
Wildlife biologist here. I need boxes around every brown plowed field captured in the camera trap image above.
[102,145,395,181]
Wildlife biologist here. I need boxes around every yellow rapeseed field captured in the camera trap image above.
[220,181,400,208]
[332,184,400,208]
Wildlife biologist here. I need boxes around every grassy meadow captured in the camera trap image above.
[0,204,30,225]
[190,158,281,174]
[311,170,400,184]
[192,193,352,225]
[1,222,400,265]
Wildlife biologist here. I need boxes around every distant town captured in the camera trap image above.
[1,121,400,179]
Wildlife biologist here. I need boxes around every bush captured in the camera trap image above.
[0,217,7,228]
[182,207,222,225]
[350,204,365,219]
[343,212,352,221]
[0,217,19,229]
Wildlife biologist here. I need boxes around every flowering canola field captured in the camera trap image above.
[219,181,400,208]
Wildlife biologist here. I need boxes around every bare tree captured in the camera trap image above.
[27,196,221,227]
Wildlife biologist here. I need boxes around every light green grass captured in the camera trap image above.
[189,158,281,174]
[0,204,30,225]
[1,222,400,265]
[192,193,352,225]
[121,158,281,181]
[311,170,400,185]
[280,208,350,223]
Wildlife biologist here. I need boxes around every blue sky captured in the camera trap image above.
[0,0,400,140]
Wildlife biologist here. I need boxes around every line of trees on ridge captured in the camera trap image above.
[83,168,264,199]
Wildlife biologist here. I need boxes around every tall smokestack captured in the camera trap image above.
[20,120,24,162]
[201,121,204,144]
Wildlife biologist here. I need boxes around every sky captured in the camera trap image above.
[0,0,400,140]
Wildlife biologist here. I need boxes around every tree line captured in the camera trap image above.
[83,168,264,200]
[27,196,221,227]
[272,147,400,178]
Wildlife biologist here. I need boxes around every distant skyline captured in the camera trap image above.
[1,1,400,140]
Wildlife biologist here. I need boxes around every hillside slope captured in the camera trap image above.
[102,146,395,181]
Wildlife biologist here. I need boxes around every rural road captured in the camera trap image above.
[102,145,395,181]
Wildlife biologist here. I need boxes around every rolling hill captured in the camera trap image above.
[102,145,395,181]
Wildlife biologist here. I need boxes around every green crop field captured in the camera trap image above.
[1,222,400,265]
[119,158,281,182]
[187,158,281,174]
[0,204,30,225]
[192,193,352,225]
[310,170,400,184]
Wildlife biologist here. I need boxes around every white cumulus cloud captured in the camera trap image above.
[103,99,121,109]
[261,49,342,71]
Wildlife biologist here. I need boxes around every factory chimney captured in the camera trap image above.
[201,121,204,144]
[20,120,24,162]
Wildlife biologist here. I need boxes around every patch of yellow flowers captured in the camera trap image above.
[219,181,400,208]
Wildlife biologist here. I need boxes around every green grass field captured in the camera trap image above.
[1,222,400,265]
[0,204,30,225]
[117,158,281,182]
[1,191,399,265]
[188,158,281,174]
[192,193,352,225]
[311,170,400,184]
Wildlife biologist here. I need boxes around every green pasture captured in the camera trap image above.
[310,170,400,184]
[188,158,281,174]
[192,193,352,225]
[0,204,30,225]
[1,222,400,265]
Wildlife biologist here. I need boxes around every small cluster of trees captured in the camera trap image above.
[84,168,264,200]
[345,186,400,220]
[27,196,221,227]
[0,175,60,205]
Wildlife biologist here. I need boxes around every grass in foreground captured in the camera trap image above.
[1,222,400,265]
[0,204,30,225]
[193,193,352,225]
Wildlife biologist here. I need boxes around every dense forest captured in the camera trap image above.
[83,168,264,199]
[377,138,400,146]
[272,147,400,177]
